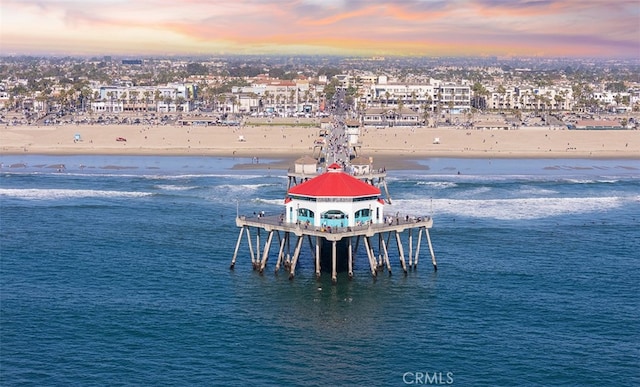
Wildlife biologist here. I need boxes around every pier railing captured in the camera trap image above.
[236,213,432,240]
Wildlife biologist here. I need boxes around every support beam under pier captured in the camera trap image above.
[395,231,408,274]
[230,225,245,269]
[426,228,437,271]
[288,236,304,280]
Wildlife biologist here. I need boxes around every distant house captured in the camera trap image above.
[570,120,625,130]
[362,108,421,127]
[474,121,510,130]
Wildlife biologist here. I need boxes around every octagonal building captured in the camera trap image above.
[285,163,385,228]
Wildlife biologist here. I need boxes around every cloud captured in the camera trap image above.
[1,0,638,57]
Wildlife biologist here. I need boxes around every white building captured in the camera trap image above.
[285,163,384,228]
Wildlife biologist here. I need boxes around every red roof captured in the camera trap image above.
[288,167,380,198]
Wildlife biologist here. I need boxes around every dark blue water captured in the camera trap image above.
[2,155,639,386]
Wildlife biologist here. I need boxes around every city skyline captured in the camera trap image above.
[2,0,639,58]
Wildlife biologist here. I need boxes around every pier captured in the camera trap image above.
[231,212,437,282]
[230,91,437,282]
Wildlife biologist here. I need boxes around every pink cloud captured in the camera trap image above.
[1,0,638,57]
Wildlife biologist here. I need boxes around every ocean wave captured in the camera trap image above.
[154,185,198,191]
[392,196,628,220]
[218,183,283,193]
[143,173,260,180]
[515,186,558,196]
[255,198,286,206]
[416,181,458,189]
[0,188,153,200]
[455,186,492,197]
[1,171,271,180]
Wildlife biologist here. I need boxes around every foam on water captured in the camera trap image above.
[154,185,198,191]
[0,188,153,200]
[143,173,266,180]
[394,196,628,220]
[451,186,493,197]
[514,186,558,196]
[218,183,283,192]
[416,181,458,189]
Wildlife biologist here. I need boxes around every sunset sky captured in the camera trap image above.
[2,0,639,58]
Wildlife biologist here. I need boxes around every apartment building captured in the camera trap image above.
[360,77,471,114]
[233,78,317,116]
[90,83,197,113]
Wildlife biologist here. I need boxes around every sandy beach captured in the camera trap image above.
[2,121,639,170]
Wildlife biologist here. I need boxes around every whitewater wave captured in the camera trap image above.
[217,183,283,193]
[154,185,198,191]
[0,188,153,200]
[515,186,558,196]
[393,196,630,220]
[255,198,286,206]
[143,173,263,180]
[416,181,458,189]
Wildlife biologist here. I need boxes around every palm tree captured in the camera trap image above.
[216,94,226,114]
[554,94,565,112]
[229,95,238,114]
[164,96,174,112]
[275,94,282,115]
[263,91,271,113]
[421,105,430,127]
[143,91,151,112]
[129,90,139,113]
[614,93,622,110]
[175,96,186,112]
[78,85,92,113]
[120,92,128,113]
[435,90,442,127]
[154,90,162,112]
[107,91,115,112]
[304,89,311,106]
[289,89,296,115]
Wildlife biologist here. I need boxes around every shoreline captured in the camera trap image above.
[2,124,639,171]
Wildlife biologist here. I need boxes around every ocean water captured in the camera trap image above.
[1,155,639,386]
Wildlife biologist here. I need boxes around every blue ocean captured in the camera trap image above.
[1,155,639,386]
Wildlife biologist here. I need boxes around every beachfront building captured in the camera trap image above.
[285,163,384,228]
[362,78,471,114]
[362,107,422,127]
[571,119,625,130]
[485,85,574,112]
[232,77,316,116]
[440,83,472,114]
[368,81,437,110]
[90,83,197,113]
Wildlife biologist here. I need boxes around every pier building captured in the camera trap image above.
[231,163,437,283]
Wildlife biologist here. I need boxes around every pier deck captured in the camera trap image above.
[236,213,432,240]
[232,213,437,282]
